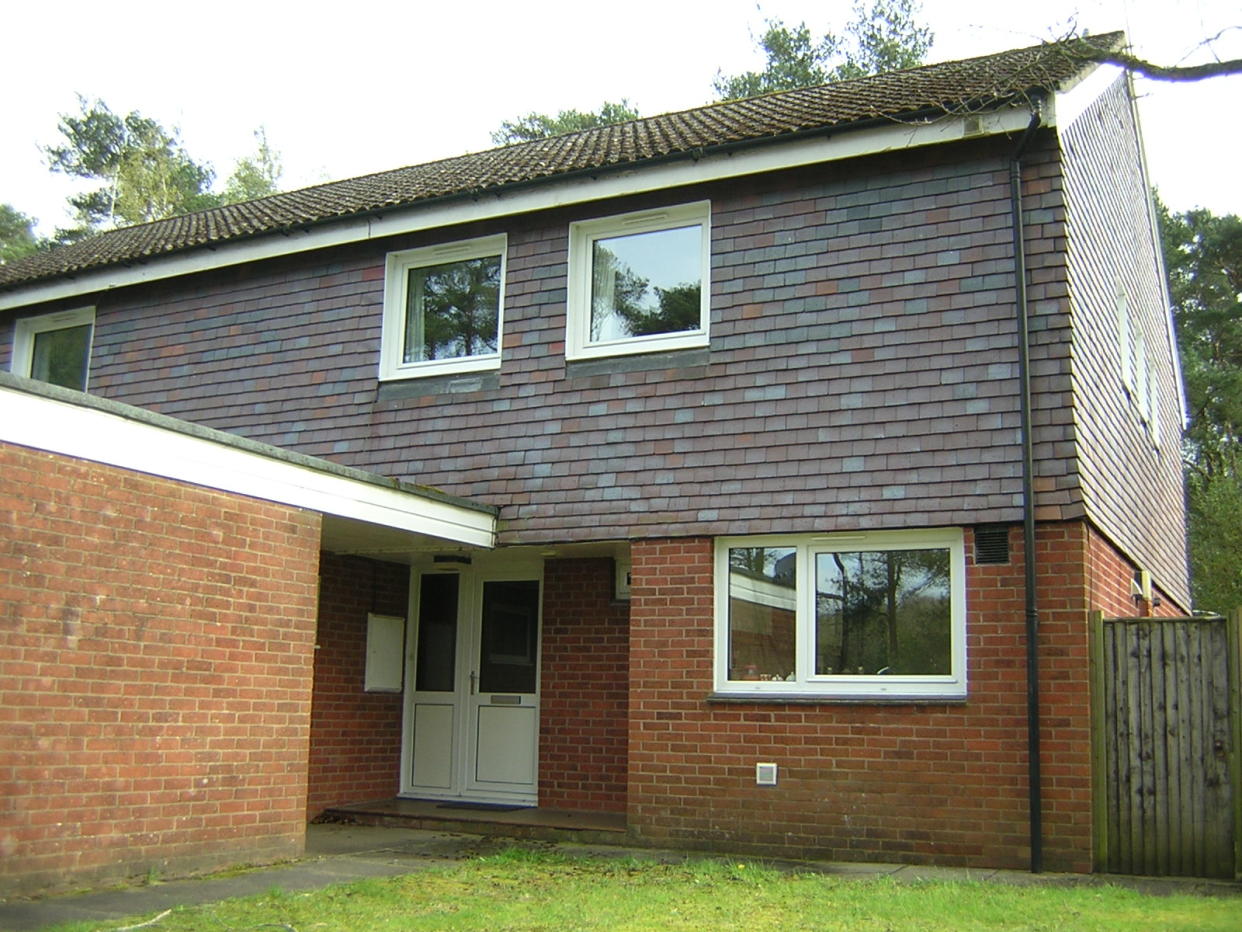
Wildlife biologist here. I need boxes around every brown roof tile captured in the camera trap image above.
[0,33,1120,292]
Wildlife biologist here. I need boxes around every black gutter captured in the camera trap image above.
[1009,101,1043,874]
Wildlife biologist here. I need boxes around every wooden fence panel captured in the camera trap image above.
[1091,613,1239,878]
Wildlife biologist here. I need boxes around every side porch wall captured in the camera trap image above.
[540,557,629,813]
[306,554,409,817]
[626,523,1134,872]
[0,441,321,896]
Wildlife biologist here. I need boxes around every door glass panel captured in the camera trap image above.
[478,580,539,694]
[415,574,459,692]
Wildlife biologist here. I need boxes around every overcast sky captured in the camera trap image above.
[5,0,1239,235]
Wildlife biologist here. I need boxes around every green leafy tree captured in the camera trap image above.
[714,0,933,100]
[491,100,640,145]
[0,204,41,264]
[1186,472,1242,615]
[1159,199,1242,477]
[1158,197,1242,612]
[44,96,216,232]
[222,127,283,203]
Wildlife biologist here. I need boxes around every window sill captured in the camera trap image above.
[564,346,710,380]
[707,691,968,706]
[376,370,500,402]
[379,354,500,382]
[567,332,708,364]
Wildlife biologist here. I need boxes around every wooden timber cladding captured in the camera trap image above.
[1089,610,1242,878]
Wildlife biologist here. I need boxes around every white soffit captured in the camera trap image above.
[0,108,1037,311]
[0,382,496,549]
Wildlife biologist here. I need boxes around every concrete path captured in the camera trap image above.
[1,824,1237,931]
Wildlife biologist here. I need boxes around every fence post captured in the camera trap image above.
[1088,610,1108,873]
[1229,608,1242,880]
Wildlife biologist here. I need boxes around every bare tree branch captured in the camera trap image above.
[1062,32,1242,82]
[1079,47,1242,82]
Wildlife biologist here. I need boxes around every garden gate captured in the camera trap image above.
[1090,611,1241,878]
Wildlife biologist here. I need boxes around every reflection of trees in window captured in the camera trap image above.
[729,547,795,586]
[32,324,92,390]
[404,255,500,362]
[815,550,950,676]
[590,243,700,342]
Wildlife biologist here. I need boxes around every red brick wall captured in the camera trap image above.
[306,554,408,816]
[626,526,1100,871]
[539,558,629,812]
[1028,522,1093,871]
[1086,523,1187,618]
[0,441,321,896]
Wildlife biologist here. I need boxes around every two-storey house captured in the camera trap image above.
[0,33,1189,893]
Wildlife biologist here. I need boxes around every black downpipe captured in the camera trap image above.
[1009,104,1043,874]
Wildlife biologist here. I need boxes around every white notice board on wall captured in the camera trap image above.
[365,613,405,692]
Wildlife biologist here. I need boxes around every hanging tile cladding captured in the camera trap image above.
[71,137,1078,545]
[1058,77,1190,609]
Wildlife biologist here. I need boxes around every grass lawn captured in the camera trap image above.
[45,849,1241,931]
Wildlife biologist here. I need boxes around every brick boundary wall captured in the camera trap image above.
[625,523,1135,872]
[539,558,629,813]
[305,554,409,817]
[0,441,321,896]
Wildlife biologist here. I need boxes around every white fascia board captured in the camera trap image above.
[1048,62,1124,132]
[0,385,496,549]
[0,108,1038,312]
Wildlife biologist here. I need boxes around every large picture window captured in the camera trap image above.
[11,307,95,391]
[380,234,506,380]
[715,529,967,700]
[566,202,709,360]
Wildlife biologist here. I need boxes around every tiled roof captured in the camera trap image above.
[0,33,1120,292]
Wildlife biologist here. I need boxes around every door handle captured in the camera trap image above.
[470,671,477,696]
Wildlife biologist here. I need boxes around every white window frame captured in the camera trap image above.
[713,528,967,700]
[1148,361,1161,449]
[566,201,710,361]
[1135,331,1150,424]
[1115,288,1133,394]
[379,234,507,381]
[11,306,95,390]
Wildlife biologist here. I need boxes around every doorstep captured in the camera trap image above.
[317,798,628,845]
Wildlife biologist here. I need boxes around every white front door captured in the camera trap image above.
[401,563,541,804]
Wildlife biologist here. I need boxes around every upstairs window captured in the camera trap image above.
[566,202,709,360]
[380,234,506,380]
[12,307,95,391]
[714,529,967,700]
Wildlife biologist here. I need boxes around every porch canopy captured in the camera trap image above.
[0,371,497,552]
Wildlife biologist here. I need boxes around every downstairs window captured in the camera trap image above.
[714,529,967,700]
